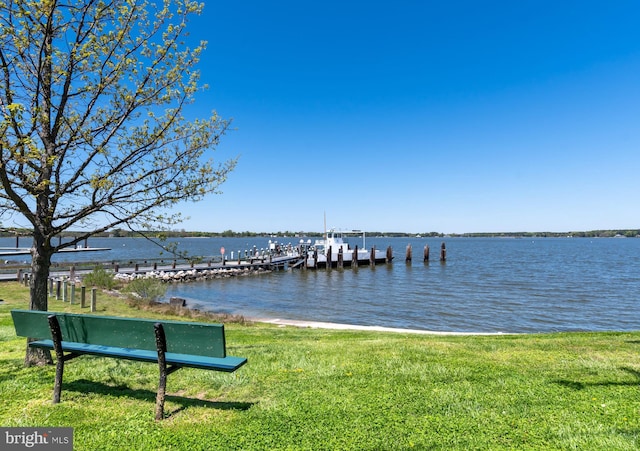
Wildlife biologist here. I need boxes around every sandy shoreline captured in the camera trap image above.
[249,317,512,335]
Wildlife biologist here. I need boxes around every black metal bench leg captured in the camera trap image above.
[154,323,168,420]
[53,357,64,404]
[47,315,64,404]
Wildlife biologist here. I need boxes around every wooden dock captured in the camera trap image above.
[1,254,305,282]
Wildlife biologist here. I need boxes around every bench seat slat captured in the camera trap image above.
[164,353,247,372]
[28,339,247,372]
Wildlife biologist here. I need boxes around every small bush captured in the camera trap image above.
[82,266,116,289]
[124,277,166,302]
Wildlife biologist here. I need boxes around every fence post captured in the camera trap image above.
[91,288,97,312]
[81,286,86,308]
[70,284,76,305]
[62,280,68,302]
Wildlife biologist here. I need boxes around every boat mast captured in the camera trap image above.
[323,212,327,242]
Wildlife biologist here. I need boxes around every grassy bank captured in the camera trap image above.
[1,282,639,450]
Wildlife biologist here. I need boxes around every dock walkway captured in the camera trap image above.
[0,255,304,282]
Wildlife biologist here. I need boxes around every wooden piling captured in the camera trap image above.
[386,246,393,263]
[91,288,97,312]
[327,246,332,270]
[337,248,343,268]
[440,242,446,262]
[405,244,412,263]
[424,245,430,262]
[353,246,358,268]
[370,247,376,266]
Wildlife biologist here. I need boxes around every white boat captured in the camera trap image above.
[304,229,390,268]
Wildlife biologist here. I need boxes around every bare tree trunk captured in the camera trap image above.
[24,234,53,367]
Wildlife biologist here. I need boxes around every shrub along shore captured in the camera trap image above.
[1,282,639,450]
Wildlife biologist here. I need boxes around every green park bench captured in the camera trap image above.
[11,309,247,420]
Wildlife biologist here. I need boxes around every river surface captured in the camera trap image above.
[2,236,639,333]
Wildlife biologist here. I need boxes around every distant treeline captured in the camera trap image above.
[454,230,640,238]
[2,228,638,239]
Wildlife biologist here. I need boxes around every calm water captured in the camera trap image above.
[3,236,640,333]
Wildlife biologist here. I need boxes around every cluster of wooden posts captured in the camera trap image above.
[49,278,98,311]
[405,242,447,263]
[17,271,98,312]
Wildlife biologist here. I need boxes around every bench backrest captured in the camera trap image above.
[11,310,227,358]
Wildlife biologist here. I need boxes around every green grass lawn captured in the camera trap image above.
[1,282,639,450]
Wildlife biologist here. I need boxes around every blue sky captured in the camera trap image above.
[177,1,640,234]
